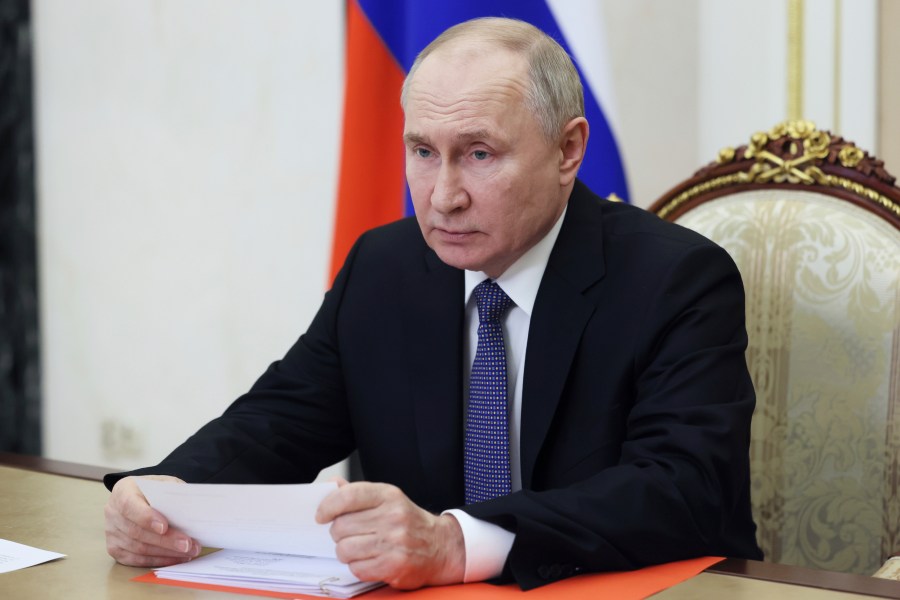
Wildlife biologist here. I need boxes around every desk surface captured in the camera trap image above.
[2,456,900,600]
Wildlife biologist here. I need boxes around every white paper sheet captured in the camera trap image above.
[0,538,65,573]
[155,548,382,598]
[135,479,338,558]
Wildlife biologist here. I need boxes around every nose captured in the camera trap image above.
[431,162,469,214]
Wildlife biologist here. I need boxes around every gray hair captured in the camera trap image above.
[400,17,585,141]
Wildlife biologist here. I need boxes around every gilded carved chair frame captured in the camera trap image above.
[652,120,900,227]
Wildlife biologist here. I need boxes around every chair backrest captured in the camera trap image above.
[649,121,900,575]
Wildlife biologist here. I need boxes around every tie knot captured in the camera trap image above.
[473,280,513,324]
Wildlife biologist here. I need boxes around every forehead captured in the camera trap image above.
[404,44,531,129]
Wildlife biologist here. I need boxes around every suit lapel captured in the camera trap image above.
[401,248,465,508]
[520,182,607,489]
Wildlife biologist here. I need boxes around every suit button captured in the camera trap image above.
[537,565,551,580]
[561,564,574,577]
[549,564,563,579]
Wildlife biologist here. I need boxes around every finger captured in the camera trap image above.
[112,477,172,535]
[346,554,422,590]
[107,481,180,547]
[329,491,426,543]
[106,530,201,566]
[316,483,355,524]
[104,502,199,560]
[326,475,349,487]
[333,530,379,564]
[107,551,188,569]
[106,538,201,568]
[327,507,387,546]
[105,476,197,562]
[105,479,156,539]
[316,482,396,524]
[328,501,404,542]
[345,556,390,585]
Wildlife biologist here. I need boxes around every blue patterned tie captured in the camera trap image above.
[465,279,514,504]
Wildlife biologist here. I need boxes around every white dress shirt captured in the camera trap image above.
[444,205,567,582]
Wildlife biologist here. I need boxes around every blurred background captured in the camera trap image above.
[1,0,897,473]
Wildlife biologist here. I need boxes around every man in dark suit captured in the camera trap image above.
[104,17,761,590]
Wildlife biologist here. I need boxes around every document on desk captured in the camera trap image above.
[0,538,65,573]
[153,548,380,598]
[135,479,383,597]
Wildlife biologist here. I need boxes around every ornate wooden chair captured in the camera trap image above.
[649,121,900,575]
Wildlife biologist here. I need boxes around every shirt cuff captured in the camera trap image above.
[443,508,515,582]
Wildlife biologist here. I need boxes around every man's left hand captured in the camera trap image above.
[315,479,465,589]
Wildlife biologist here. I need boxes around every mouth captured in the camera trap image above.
[432,227,477,243]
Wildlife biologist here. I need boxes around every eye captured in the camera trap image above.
[472,150,489,160]
[415,148,432,158]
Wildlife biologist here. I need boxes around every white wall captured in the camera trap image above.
[33,0,343,470]
[602,0,877,207]
[32,1,879,471]
[600,1,700,207]
[804,0,877,150]
[696,0,789,162]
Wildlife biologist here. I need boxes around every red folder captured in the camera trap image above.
[134,555,723,599]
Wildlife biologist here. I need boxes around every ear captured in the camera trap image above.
[558,117,589,187]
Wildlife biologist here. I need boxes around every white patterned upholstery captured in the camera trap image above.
[675,190,900,574]
[650,122,900,575]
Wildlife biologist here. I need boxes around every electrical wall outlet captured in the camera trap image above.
[101,419,142,460]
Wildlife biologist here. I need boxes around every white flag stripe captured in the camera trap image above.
[546,0,621,132]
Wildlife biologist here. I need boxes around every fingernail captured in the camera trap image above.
[151,519,165,535]
[177,539,190,553]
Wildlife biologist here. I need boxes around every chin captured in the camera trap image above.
[432,247,480,272]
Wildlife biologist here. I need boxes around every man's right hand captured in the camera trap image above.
[104,475,201,567]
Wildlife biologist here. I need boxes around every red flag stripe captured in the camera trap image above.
[329,0,407,284]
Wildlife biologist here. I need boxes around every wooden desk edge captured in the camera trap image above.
[708,558,900,599]
[0,452,111,482]
[4,454,900,599]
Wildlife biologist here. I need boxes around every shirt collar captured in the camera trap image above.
[464,205,568,317]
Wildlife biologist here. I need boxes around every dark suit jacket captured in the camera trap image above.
[107,180,762,589]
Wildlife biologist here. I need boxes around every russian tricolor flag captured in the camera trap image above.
[330,0,629,282]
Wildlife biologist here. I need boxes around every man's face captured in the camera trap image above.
[403,44,568,278]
